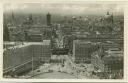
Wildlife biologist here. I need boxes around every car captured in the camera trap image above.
[37,70,40,72]
[49,70,53,72]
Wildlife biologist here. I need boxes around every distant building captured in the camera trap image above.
[105,11,113,23]
[27,34,43,42]
[73,40,98,63]
[27,28,43,42]
[8,26,25,41]
[3,23,10,41]
[11,12,16,26]
[22,14,33,29]
[63,35,76,53]
[47,13,51,26]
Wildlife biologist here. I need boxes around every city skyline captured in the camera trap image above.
[4,3,123,16]
[3,2,124,79]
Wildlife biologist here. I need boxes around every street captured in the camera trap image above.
[18,55,98,79]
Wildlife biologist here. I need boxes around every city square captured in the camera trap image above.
[3,3,123,79]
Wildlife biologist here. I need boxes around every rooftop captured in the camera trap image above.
[29,40,50,45]
[4,40,51,51]
[73,40,95,45]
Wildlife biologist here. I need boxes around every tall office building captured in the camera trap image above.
[31,40,51,62]
[47,13,51,26]
[73,40,98,63]
[11,11,15,26]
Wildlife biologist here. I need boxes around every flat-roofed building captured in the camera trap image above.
[73,40,98,63]
[3,40,51,76]
[27,34,43,42]
[31,40,51,62]
[3,43,32,75]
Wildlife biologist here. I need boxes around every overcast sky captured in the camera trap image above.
[4,3,124,16]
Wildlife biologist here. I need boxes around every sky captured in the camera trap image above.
[4,3,124,16]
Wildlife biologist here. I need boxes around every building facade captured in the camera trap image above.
[73,40,98,63]
[47,13,51,26]
[31,40,51,62]
[3,40,51,76]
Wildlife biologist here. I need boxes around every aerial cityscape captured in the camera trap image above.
[3,3,124,79]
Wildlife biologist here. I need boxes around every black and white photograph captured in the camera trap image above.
[3,2,124,79]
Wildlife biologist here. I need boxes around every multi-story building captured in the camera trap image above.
[31,40,51,62]
[47,13,51,26]
[3,43,32,76]
[8,26,25,41]
[3,40,51,76]
[73,40,98,63]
